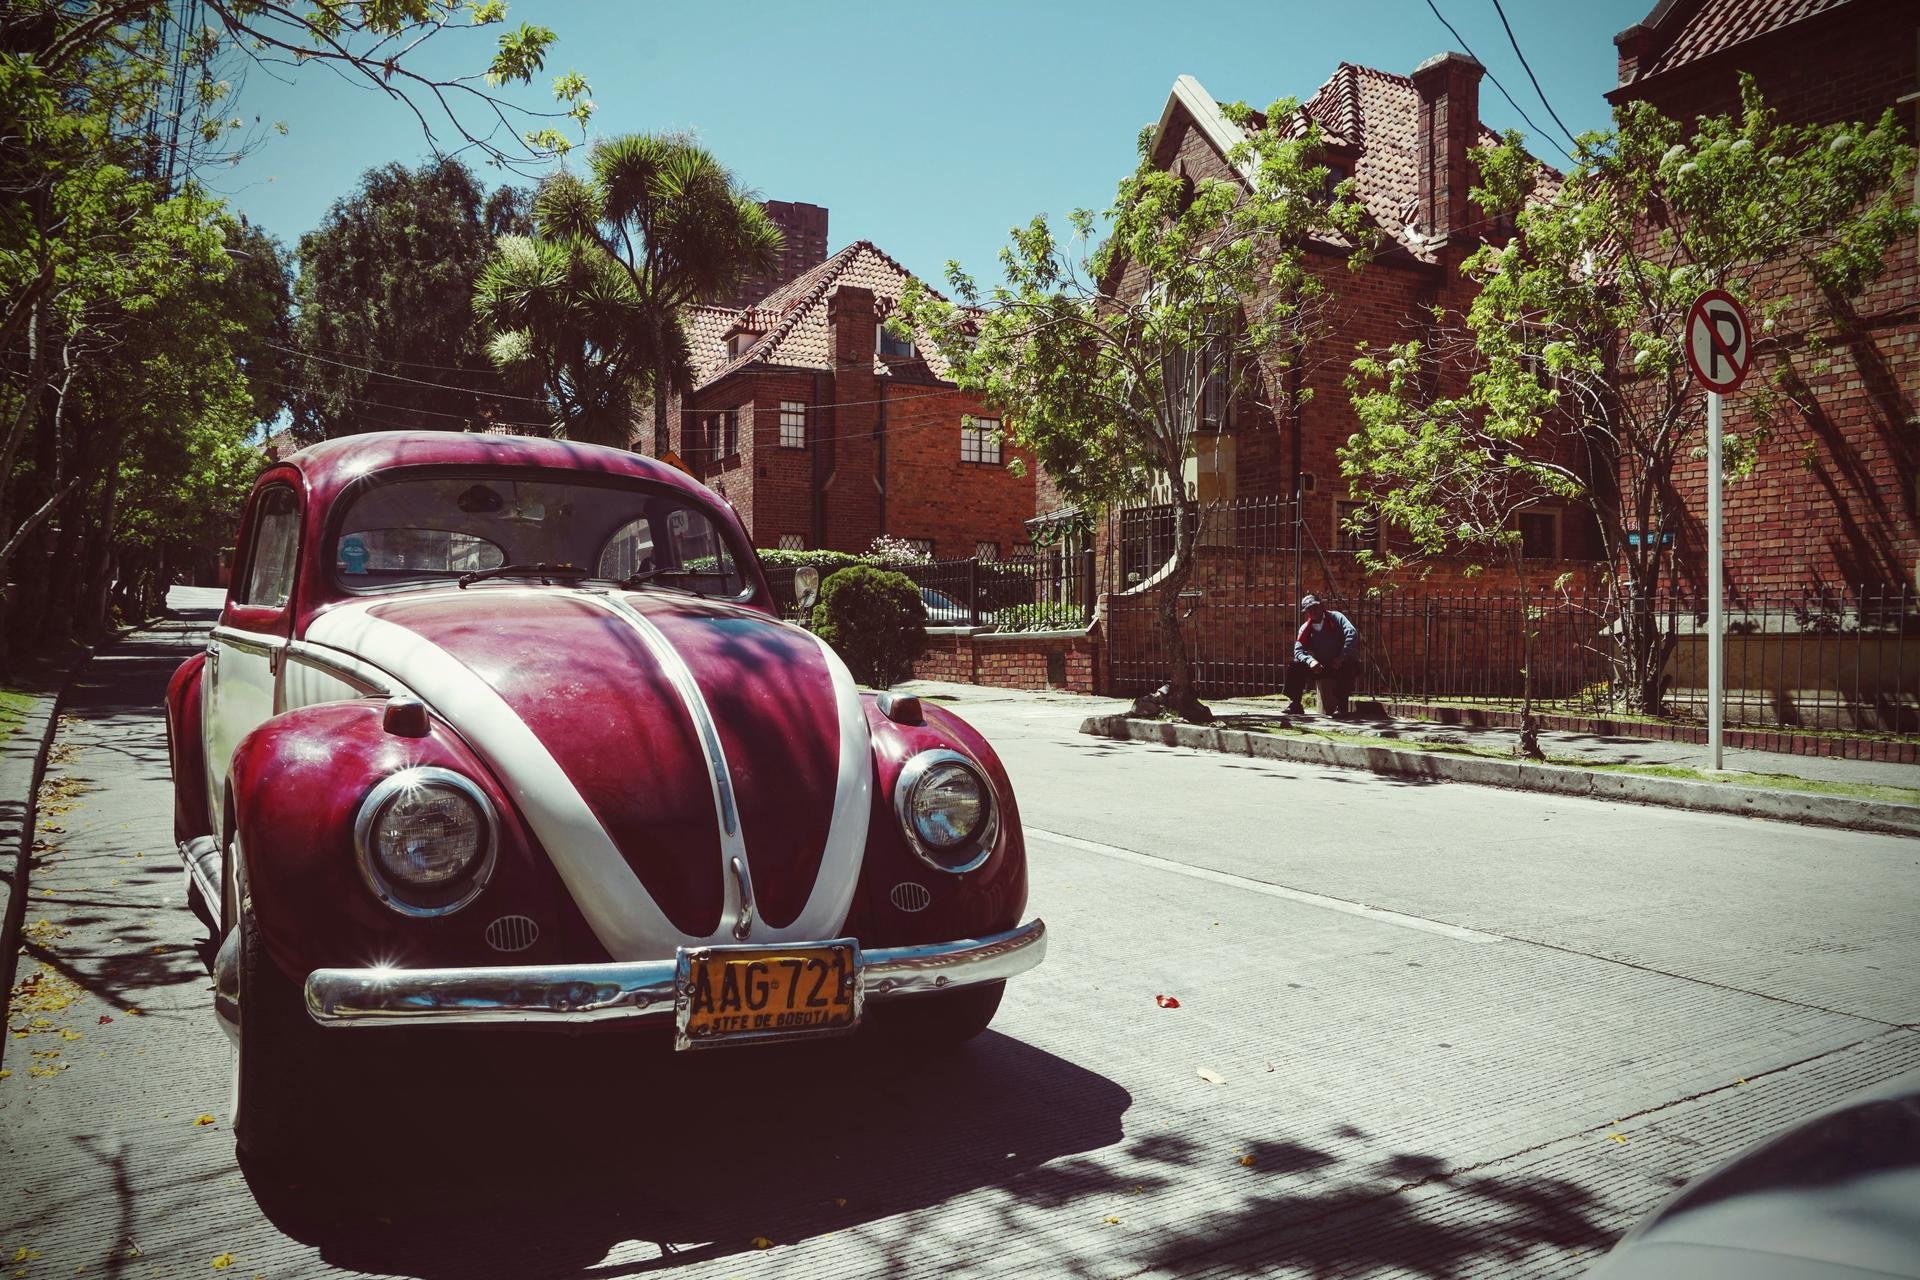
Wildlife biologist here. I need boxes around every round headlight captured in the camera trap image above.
[896,750,997,874]
[354,767,497,916]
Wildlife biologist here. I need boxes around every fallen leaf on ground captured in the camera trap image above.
[1239,1154,1256,1167]
[1607,1133,1628,1145]
[61,1029,80,1041]
[97,1015,112,1025]
[13,1249,38,1263]
[831,1197,846,1208]
[1195,1068,1225,1084]
[1155,994,1180,1009]
[1103,1215,1122,1226]
[748,1237,774,1250]
[0,1069,9,1079]
[193,1114,217,1127]
[210,1253,235,1270]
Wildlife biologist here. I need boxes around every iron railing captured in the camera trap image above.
[759,552,1098,633]
[1106,583,1920,735]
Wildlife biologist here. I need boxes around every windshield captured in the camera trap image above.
[331,471,749,599]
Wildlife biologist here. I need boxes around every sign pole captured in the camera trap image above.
[1707,389,1724,770]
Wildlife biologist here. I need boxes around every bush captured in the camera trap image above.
[754,548,872,572]
[990,602,1086,633]
[812,565,927,688]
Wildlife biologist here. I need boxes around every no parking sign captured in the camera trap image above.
[1684,288,1752,394]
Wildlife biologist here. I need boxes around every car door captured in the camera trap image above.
[203,482,301,826]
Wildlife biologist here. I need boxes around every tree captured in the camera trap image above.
[292,158,544,440]
[898,102,1371,722]
[1344,341,1581,758]
[518,134,783,454]
[1344,79,1915,714]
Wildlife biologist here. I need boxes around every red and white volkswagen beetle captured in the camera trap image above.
[165,431,1044,1166]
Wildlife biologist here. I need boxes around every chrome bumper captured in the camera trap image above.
[303,918,1046,1027]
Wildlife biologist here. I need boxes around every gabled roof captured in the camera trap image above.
[1615,0,1854,90]
[1149,66,1559,264]
[683,241,963,390]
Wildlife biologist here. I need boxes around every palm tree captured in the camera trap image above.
[531,133,783,454]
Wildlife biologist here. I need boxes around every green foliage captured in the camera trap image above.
[293,158,541,440]
[476,133,781,450]
[897,94,1373,715]
[990,602,1085,633]
[810,566,927,689]
[754,548,870,572]
[1343,78,1914,714]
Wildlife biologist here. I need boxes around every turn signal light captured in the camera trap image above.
[383,697,430,737]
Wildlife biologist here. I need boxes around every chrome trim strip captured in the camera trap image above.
[351,766,500,918]
[210,625,288,659]
[284,640,394,697]
[585,590,756,938]
[305,918,1047,1027]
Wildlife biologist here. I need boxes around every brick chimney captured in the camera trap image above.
[824,285,881,551]
[1411,51,1485,246]
[1613,22,1659,89]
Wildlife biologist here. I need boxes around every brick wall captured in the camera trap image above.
[882,385,1036,559]
[912,628,1099,693]
[1611,0,1919,593]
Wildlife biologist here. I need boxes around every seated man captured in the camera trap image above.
[1285,594,1359,716]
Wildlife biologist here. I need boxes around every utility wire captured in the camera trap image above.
[1420,0,1577,165]
[1488,0,1582,153]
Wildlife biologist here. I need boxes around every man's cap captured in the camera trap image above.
[1300,593,1324,611]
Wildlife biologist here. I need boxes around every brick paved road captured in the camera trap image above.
[3,594,1916,1279]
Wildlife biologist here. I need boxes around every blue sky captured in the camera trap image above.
[213,0,1653,289]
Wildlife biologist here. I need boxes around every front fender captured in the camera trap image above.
[164,653,211,844]
[229,700,606,985]
[848,699,1029,949]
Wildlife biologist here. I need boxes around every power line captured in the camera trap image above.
[267,340,554,404]
[1419,0,1577,165]
[1488,0,1582,153]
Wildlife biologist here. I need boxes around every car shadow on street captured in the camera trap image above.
[247,1028,1134,1278]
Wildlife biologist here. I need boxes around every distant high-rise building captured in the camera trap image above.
[726,200,828,307]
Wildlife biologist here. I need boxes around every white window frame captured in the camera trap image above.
[776,533,806,551]
[877,323,916,359]
[961,416,1002,466]
[779,401,807,449]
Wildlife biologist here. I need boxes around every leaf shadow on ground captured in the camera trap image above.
[241,1025,1623,1280]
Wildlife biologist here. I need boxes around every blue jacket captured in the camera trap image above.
[1295,609,1358,666]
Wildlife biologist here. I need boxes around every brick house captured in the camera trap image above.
[656,241,1035,559]
[1609,0,1919,595]
[1099,59,1598,592]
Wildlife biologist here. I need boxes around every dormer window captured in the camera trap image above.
[877,324,916,359]
[1322,161,1351,201]
[727,332,758,359]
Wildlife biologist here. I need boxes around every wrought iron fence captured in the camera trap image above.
[759,553,1097,633]
[1107,583,1920,735]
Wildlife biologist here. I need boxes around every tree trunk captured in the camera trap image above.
[1154,494,1210,723]
[1512,549,1544,760]
[650,316,670,456]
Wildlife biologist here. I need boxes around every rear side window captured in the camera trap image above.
[239,487,299,609]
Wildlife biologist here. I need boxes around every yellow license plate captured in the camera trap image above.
[674,940,860,1050]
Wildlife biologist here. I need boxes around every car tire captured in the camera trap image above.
[231,901,332,1175]
[871,980,1004,1047]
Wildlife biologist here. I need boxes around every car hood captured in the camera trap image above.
[304,586,871,959]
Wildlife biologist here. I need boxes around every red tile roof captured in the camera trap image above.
[1626,0,1853,83]
[683,241,962,389]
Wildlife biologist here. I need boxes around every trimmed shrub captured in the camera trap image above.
[812,565,927,688]
[755,548,871,573]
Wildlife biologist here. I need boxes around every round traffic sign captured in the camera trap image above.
[1684,288,1752,394]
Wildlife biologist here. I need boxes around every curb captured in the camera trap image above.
[1080,714,1920,839]
[0,644,95,1036]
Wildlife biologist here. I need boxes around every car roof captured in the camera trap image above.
[273,431,715,511]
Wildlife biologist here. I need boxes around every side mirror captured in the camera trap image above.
[794,566,820,609]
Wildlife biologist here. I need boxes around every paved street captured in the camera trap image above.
[4,591,1918,1280]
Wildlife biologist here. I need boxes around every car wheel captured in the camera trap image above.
[871,980,1004,1048]
[231,900,332,1175]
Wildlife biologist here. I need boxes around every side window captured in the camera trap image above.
[238,487,300,609]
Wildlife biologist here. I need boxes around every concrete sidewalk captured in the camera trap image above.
[895,680,1920,837]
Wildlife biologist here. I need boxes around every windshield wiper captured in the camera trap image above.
[457,562,590,589]
[618,566,696,592]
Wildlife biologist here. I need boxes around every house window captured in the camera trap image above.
[704,408,739,462]
[974,540,999,562]
[877,323,916,359]
[1517,510,1560,561]
[901,538,934,558]
[1334,500,1376,554]
[776,533,806,551]
[961,416,1002,465]
[779,401,807,449]
[1200,336,1235,433]
[727,333,757,359]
